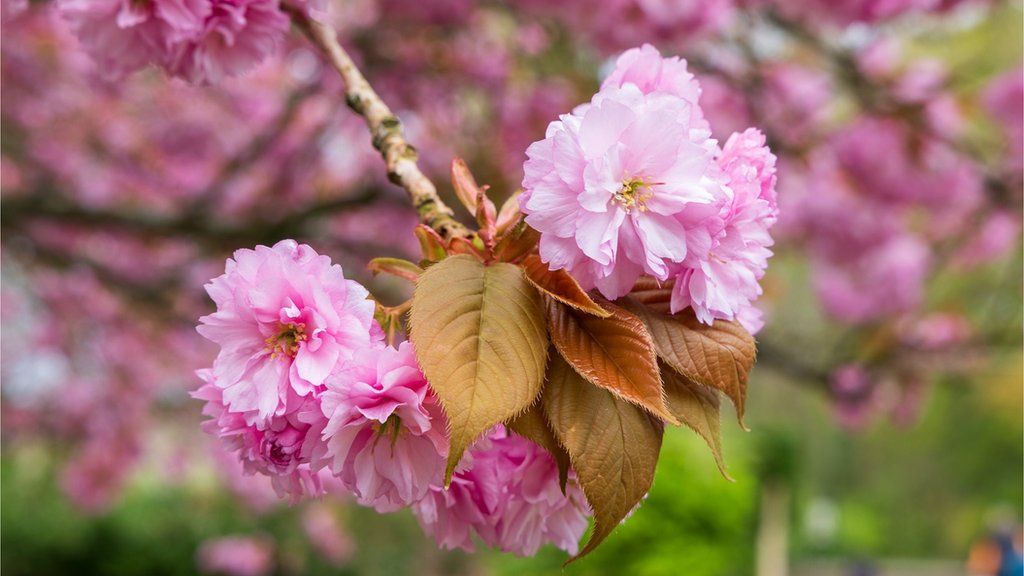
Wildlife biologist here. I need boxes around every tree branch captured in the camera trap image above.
[287,9,471,241]
[1,186,386,249]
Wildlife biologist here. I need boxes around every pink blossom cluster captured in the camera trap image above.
[3,0,1019,528]
[0,3,423,513]
[759,0,986,26]
[413,428,590,556]
[56,0,315,84]
[194,241,589,553]
[194,239,382,499]
[3,6,388,216]
[776,107,997,324]
[1,262,210,511]
[317,341,448,512]
[2,0,415,364]
[746,38,1019,327]
[519,0,734,55]
[521,44,778,332]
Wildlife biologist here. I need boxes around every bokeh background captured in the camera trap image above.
[1,0,1022,575]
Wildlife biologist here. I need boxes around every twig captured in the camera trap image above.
[287,9,471,241]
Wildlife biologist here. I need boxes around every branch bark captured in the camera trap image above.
[289,10,471,241]
[1,187,386,249]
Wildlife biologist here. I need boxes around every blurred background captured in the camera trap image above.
[1,0,1021,574]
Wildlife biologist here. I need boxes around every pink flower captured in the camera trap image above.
[768,0,953,26]
[59,0,209,77]
[197,535,274,576]
[777,150,944,325]
[318,342,448,512]
[168,0,290,85]
[600,43,707,130]
[413,428,590,556]
[59,0,290,84]
[735,303,766,335]
[760,64,831,146]
[829,117,982,212]
[699,75,754,141]
[716,128,778,210]
[197,240,380,423]
[521,48,725,299]
[671,129,778,329]
[194,369,328,500]
[813,233,931,323]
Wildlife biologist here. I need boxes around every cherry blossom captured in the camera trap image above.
[318,342,448,512]
[413,428,590,556]
[197,240,380,423]
[521,64,725,299]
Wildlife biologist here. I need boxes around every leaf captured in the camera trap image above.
[492,221,539,263]
[622,297,755,428]
[475,186,498,249]
[447,236,486,260]
[660,364,731,480]
[373,306,399,347]
[451,158,482,215]
[367,257,423,282]
[409,255,549,482]
[507,399,570,492]
[541,355,663,561]
[520,255,609,318]
[546,297,678,425]
[629,276,673,314]
[414,224,448,263]
[494,191,521,236]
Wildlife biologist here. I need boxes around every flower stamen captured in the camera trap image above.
[614,178,657,213]
[265,322,307,359]
[373,414,404,450]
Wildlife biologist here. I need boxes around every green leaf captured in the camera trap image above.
[542,355,663,562]
[409,255,549,482]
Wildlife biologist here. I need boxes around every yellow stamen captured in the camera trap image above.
[614,178,657,213]
[264,322,308,359]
